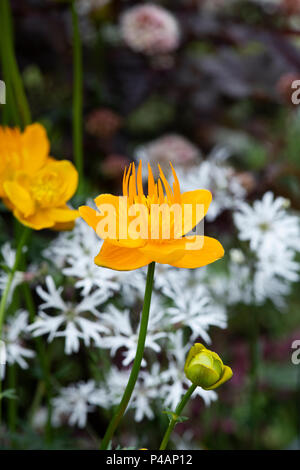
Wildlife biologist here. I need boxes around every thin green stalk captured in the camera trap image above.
[0,0,31,127]
[0,228,30,335]
[0,227,30,424]
[100,262,156,450]
[0,1,20,126]
[71,1,84,192]
[159,383,197,450]
[28,381,45,425]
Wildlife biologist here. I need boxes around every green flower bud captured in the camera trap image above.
[184,343,233,390]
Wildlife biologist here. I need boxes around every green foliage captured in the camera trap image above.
[126,96,175,135]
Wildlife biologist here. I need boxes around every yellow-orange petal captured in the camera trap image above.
[94,194,148,248]
[3,180,35,217]
[94,193,120,213]
[147,163,155,197]
[47,206,79,223]
[158,164,173,202]
[95,240,151,271]
[180,189,212,236]
[169,236,224,269]
[170,162,181,203]
[47,160,78,202]
[13,208,55,230]
[79,205,101,231]
[139,239,188,264]
[21,123,49,173]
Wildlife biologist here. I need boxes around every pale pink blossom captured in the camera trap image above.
[120,4,180,56]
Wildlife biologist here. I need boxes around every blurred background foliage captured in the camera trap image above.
[1,0,300,450]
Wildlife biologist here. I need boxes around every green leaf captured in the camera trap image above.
[126,96,175,134]
[0,388,17,400]
[0,263,11,273]
[162,409,189,424]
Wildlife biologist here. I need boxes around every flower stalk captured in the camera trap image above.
[0,0,31,127]
[159,384,197,450]
[0,226,30,423]
[0,227,31,336]
[71,1,84,193]
[100,262,156,450]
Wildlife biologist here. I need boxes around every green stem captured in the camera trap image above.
[100,262,156,450]
[0,0,31,127]
[0,227,30,335]
[28,381,45,425]
[0,227,30,424]
[159,384,197,450]
[71,1,84,192]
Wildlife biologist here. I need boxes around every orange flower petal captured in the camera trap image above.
[45,160,78,203]
[4,180,35,217]
[79,206,100,231]
[13,208,55,230]
[21,123,50,173]
[170,162,181,203]
[147,163,155,197]
[94,194,120,213]
[180,189,212,236]
[47,206,79,223]
[169,236,224,269]
[95,240,151,271]
[139,239,187,264]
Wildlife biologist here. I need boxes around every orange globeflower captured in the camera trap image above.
[79,161,224,270]
[0,123,49,197]
[0,123,79,230]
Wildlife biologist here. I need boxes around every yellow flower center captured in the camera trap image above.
[31,171,59,207]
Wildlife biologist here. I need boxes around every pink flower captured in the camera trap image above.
[120,4,180,56]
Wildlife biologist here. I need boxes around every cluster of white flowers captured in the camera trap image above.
[232,192,300,308]
[120,4,180,56]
